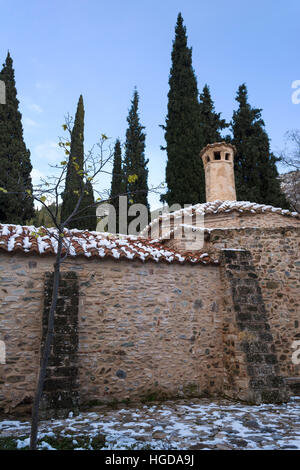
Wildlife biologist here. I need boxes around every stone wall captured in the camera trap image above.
[204,211,300,230]
[162,212,300,253]
[208,226,300,380]
[0,223,298,414]
[220,250,288,403]
[0,256,43,412]
[39,272,80,418]
[0,253,224,411]
[77,259,224,405]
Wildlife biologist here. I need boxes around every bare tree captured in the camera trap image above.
[279,130,300,213]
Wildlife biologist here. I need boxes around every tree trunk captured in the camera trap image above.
[29,238,63,450]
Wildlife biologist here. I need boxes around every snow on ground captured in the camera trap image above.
[1,397,300,450]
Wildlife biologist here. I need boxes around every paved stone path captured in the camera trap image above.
[1,397,300,450]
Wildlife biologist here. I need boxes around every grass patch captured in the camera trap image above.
[79,399,106,410]
[0,433,106,450]
[80,397,128,411]
[40,433,106,450]
[0,436,20,450]
[140,391,162,403]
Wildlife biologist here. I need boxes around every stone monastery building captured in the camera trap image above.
[0,142,300,417]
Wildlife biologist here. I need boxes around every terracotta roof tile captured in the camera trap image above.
[0,224,218,265]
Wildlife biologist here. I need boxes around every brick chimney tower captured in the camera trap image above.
[200,142,237,202]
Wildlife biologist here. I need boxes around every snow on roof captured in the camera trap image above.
[140,200,300,238]
[0,224,218,265]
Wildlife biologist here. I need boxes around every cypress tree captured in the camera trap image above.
[161,13,204,207]
[110,139,125,233]
[61,95,96,230]
[232,84,288,207]
[124,89,149,219]
[259,150,289,208]
[0,52,34,223]
[199,84,228,146]
[33,203,61,228]
[80,179,97,231]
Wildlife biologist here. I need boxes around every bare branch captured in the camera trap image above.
[278,130,300,212]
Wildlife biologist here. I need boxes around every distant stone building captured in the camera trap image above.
[0,142,299,417]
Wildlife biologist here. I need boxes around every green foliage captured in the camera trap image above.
[232,84,289,207]
[140,392,160,403]
[110,139,125,233]
[61,95,96,230]
[161,13,204,206]
[199,84,228,146]
[0,52,34,224]
[40,433,106,450]
[123,89,149,224]
[0,436,19,450]
[32,203,61,227]
[0,434,106,450]
[80,179,97,231]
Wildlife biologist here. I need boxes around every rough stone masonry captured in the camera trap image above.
[0,238,296,417]
[0,141,299,417]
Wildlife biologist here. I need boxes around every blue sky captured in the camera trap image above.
[0,0,299,209]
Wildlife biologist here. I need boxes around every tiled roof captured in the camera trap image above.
[0,224,218,265]
[140,200,300,238]
[199,142,236,158]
